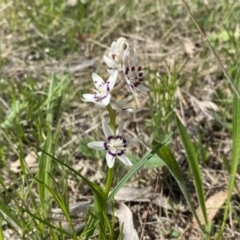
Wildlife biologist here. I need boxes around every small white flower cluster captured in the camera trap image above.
[82,37,149,110]
[83,37,148,168]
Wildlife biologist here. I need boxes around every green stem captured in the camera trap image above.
[104,167,114,197]
[107,104,116,132]
[104,104,116,197]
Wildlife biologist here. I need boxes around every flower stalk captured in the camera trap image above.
[104,104,116,197]
[106,104,116,133]
[104,166,114,197]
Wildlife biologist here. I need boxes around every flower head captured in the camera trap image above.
[108,37,126,64]
[103,37,128,73]
[87,119,139,168]
[123,45,149,97]
[82,70,118,107]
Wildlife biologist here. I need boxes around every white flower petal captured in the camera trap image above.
[103,55,118,69]
[117,99,128,106]
[87,141,105,150]
[102,119,113,138]
[106,152,115,168]
[110,41,116,50]
[101,94,111,106]
[123,108,136,113]
[125,108,142,113]
[108,38,126,64]
[137,84,149,92]
[110,102,133,113]
[118,154,132,166]
[110,99,142,113]
[127,138,140,146]
[115,37,126,50]
[141,71,148,77]
[92,73,104,88]
[122,44,148,97]
[129,85,139,97]
[107,69,115,74]
[93,101,106,108]
[123,43,130,70]
[123,42,130,58]
[133,48,138,65]
[82,94,95,101]
[107,70,118,89]
[125,77,131,85]
[82,96,106,107]
[110,101,123,112]
[116,121,124,135]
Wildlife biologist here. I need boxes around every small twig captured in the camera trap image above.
[181,0,240,99]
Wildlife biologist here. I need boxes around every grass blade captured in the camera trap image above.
[33,174,77,239]
[0,200,21,232]
[176,116,208,226]
[17,133,111,238]
[18,204,71,237]
[221,67,240,232]
[108,132,173,203]
[37,132,53,218]
[152,141,205,234]
[0,216,3,240]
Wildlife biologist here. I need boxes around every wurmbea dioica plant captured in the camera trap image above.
[82,37,148,236]
[83,37,148,170]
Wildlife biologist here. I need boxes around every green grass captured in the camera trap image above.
[1,0,240,239]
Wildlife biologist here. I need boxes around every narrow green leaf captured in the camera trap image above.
[33,174,77,239]
[37,132,52,218]
[0,200,21,231]
[108,132,173,203]
[1,100,28,129]
[152,141,205,233]
[17,134,116,239]
[81,216,98,239]
[0,216,3,240]
[18,204,71,236]
[79,137,105,159]
[38,74,71,111]
[221,67,240,232]
[142,152,165,168]
[117,223,124,240]
[129,151,166,169]
[176,116,208,226]
[25,136,106,205]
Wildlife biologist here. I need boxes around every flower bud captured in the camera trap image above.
[108,37,126,64]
